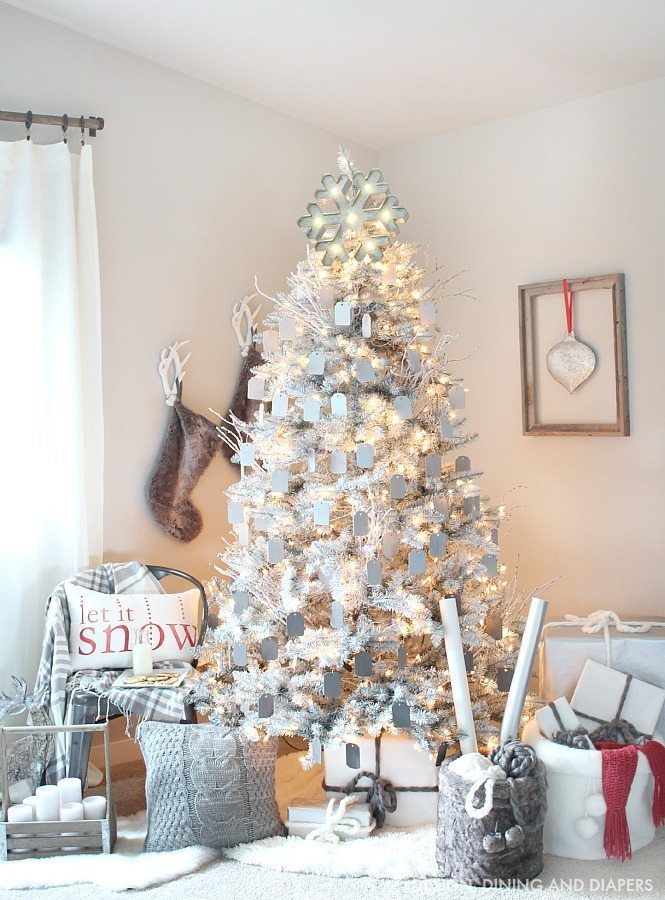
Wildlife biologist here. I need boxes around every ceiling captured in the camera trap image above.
[6,0,665,148]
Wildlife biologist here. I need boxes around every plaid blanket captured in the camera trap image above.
[33,561,200,782]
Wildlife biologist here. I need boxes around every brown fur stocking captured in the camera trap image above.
[147,400,220,542]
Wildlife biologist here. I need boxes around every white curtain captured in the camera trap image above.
[0,140,103,690]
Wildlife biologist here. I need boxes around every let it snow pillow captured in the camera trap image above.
[65,583,200,670]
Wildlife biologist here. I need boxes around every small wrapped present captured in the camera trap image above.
[539,611,665,735]
[571,659,665,739]
[535,698,594,748]
[285,796,376,841]
[287,797,373,826]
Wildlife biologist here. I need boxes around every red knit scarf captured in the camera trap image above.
[596,740,665,860]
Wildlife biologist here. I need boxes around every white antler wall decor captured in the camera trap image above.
[158,340,192,406]
[232,293,262,357]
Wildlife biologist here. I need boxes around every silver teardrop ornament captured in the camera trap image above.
[546,332,596,394]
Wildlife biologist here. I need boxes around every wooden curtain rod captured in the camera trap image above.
[0,110,105,136]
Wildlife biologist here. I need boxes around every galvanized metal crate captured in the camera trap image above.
[0,723,116,860]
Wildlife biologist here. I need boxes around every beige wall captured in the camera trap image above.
[381,77,665,617]
[0,2,376,696]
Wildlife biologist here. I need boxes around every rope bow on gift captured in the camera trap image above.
[552,610,657,668]
[304,797,362,843]
[342,770,397,827]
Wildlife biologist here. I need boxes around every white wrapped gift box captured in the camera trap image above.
[539,612,665,735]
[522,718,660,860]
[323,733,440,827]
[287,797,373,826]
[535,697,593,747]
[571,660,665,738]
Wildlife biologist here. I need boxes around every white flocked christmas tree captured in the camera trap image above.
[198,149,515,765]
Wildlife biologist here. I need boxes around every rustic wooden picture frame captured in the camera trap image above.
[518,273,629,436]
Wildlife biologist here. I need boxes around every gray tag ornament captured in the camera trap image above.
[313,501,330,526]
[366,559,382,586]
[331,393,348,416]
[267,538,285,564]
[334,301,351,326]
[408,549,426,575]
[429,533,447,557]
[310,737,323,765]
[356,443,374,468]
[394,396,413,419]
[286,612,305,638]
[482,554,498,577]
[455,456,471,473]
[233,591,249,614]
[345,743,361,769]
[355,359,376,384]
[330,601,344,628]
[308,351,326,375]
[247,377,265,401]
[261,637,278,660]
[440,415,454,438]
[258,694,274,718]
[323,672,341,698]
[330,450,347,474]
[392,701,411,727]
[271,393,288,417]
[353,511,369,536]
[355,652,372,677]
[425,453,442,478]
[390,475,406,499]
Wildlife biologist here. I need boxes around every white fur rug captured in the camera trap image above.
[0,813,218,892]
[225,825,439,878]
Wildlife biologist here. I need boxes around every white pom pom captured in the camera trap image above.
[585,793,607,818]
[575,817,599,839]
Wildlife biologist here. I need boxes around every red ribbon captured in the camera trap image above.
[562,278,573,334]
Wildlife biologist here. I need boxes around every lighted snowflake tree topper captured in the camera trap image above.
[298,161,408,265]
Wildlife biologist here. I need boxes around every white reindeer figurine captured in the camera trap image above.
[0,677,54,798]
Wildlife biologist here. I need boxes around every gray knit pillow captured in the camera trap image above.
[137,722,284,851]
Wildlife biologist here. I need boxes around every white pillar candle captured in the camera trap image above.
[82,796,107,820]
[35,785,60,821]
[60,801,84,821]
[23,796,38,816]
[132,639,153,676]
[7,804,34,823]
[440,596,478,754]
[500,596,549,744]
[57,777,82,805]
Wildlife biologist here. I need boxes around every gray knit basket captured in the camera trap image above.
[436,759,547,886]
